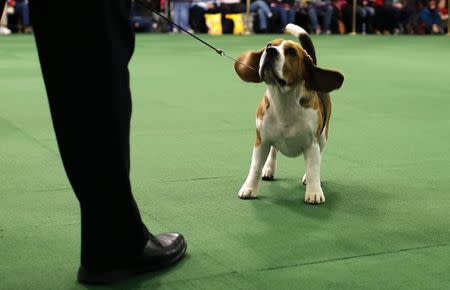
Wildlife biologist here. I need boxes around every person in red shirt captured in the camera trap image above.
[374,0,400,34]
[438,0,448,32]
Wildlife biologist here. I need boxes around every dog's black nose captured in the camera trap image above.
[266,47,278,57]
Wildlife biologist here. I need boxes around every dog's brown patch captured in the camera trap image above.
[269,39,284,47]
[299,90,320,110]
[314,93,332,139]
[324,94,332,138]
[281,41,306,86]
[299,89,331,140]
[255,129,262,146]
[256,95,270,120]
[315,110,324,139]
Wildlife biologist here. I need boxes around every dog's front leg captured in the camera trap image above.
[238,142,271,199]
[303,143,325,204]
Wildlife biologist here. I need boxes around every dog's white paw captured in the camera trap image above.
[238,187,258,199]
[262,167,275,181]
[301,173,307,186]
[305,190,325,204]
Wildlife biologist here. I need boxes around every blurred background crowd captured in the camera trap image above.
[0,0,448,35]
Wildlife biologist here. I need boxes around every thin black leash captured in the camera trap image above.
[134,0,258,72]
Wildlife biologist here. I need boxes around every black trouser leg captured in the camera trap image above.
[29,0,149,271]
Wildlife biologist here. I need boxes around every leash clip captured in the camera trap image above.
[216,49,225,56]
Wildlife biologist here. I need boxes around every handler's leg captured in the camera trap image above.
[30,0,186,283]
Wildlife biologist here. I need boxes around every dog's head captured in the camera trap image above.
[234,39,343,93]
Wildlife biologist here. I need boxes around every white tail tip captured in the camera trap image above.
[285,24,308,37]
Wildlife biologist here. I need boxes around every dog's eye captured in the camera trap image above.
[285,47,296,57]
[266,43,272,48]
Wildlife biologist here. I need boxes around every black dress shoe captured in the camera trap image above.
[77,232,187,285]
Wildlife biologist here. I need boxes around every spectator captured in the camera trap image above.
[269,0,297,30]
[392,0,407,33]
[332,0,348,33]
[358,0,376,33]
[190,0,219,33]
[341,0,366,33]
[403,0,422,33]
[336,0,351,33]
[250,0,273,32]
[438,0,448,32]
[11,0,32,33]
[1,2,12,35]
[220,0,244,34]
[307,0,334,34]
[219,0,244,15]
[419,0,443,33]
[374,0,399,34]
[173,0,193,32]
[130,0,154,32]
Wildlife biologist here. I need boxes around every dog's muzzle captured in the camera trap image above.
[260,48,286,86]
[264,47,278,64]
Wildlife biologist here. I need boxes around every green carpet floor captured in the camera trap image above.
[1,34,450,290]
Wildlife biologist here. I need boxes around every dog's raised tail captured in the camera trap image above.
[286,24,317,65]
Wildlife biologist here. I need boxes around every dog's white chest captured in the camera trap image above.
[260,104,317,157]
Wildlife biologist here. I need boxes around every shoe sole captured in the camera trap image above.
[77,240,187,285]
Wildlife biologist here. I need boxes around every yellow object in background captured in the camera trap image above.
[225,14,244,35]
[205,13,223,35]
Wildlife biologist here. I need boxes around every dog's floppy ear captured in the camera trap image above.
[234,49,264,83]
[303,56,344,93]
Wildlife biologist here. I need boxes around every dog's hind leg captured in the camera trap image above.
[262,146,277,181]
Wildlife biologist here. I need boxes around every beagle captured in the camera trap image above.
[234,24,344,204]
